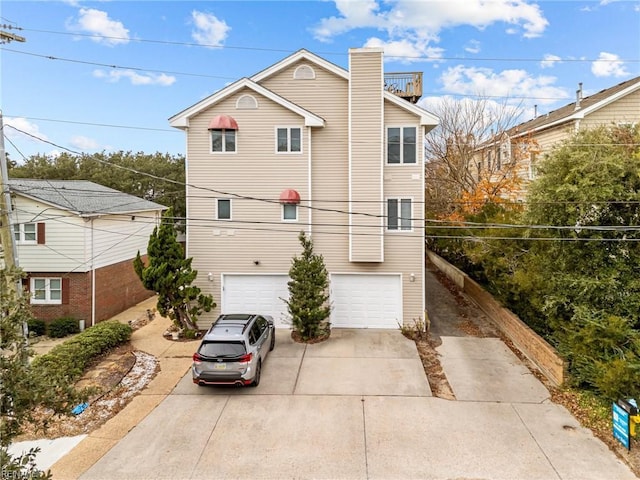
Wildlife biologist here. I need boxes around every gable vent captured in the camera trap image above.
[236,94,258,109]
[293,65,316,80]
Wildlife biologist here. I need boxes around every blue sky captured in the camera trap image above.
[2,0,639,160]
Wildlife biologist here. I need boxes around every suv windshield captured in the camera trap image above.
[199,341,246,358]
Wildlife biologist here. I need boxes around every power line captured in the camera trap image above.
[14,26,640,64]
[5,115,178,133]
[2,47,614,103]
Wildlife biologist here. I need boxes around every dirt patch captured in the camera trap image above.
[414,338,455,400]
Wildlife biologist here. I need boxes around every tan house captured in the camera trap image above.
[476,76,640,198]
[169,48,439,329]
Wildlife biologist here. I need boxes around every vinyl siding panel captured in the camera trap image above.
[12,197,88,272]
[184,53,427,328]
[13,196,161,273]
[259,60,352,273]
[349,50,384,262]
[185,89,311,327]
[581,90,640,126]
[90,213,161,269]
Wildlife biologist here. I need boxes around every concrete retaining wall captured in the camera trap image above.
[427,250,565,386]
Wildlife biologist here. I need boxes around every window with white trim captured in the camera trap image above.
[211,129,236,153]
[282,204,297,221]
[13,223,37,244]
[236,94,258,109]
[31,277,62,304]
[276,127,302,153]
[387,127,417,164]
[293,65,316,80]
[216,199,231,220]
[387,198,412,231]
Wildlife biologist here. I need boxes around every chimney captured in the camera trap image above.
[574,82,583,111]
[534,104,537,117]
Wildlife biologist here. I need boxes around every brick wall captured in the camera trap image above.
[94,256,154,322]
[28,255,154,325]
[427,250,566,386]
[28,272,91,322]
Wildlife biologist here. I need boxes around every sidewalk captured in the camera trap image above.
[45,296,196,479]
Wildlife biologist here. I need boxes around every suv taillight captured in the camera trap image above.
[238,352,252,364]
[192,353,202,363]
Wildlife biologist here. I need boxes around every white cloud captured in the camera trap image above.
[540,54,562,69]
[363,37,444,63]
[437,65,569,106]
[69,135,101,150]
[67,8,130,46]
[313,0,549,52]
[591,52,629,77]
[93,69,176,86]
[4,117,48,142]
[191,11,230,47]
[464,40,481,54]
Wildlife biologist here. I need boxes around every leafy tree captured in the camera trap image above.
[133,208,214,331]
[424,96,528,219]
[285,231,331,341]
[1,267,80,479]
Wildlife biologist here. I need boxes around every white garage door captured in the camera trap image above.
[222,274,290,327]
[330,274,402,328]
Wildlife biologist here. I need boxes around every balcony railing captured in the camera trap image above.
[384,72,423,103]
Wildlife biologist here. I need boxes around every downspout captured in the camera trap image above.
[91,218,96,327]
[308,126,312,236]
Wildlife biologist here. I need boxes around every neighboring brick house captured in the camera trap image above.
[169,48,439,329]
[475,75,640,199]
[8,179,165,326]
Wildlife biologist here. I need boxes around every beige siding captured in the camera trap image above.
[349,49,384,262]
[185,53,427,327]
[582,89,640,127]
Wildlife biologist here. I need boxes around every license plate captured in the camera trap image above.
[213,363,226,370]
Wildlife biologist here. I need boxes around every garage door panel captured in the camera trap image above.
[222,275,290,327]
[331,274,402,329]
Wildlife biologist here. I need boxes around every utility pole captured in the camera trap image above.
[0,27,28,347]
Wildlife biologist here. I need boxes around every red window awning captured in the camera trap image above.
[279,189,300,204]
[208,115,239,130]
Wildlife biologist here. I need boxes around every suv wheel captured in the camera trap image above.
[250,360,261,387]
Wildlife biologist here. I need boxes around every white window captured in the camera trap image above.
[13,223,37,244]
[217,199,231,220]
[293,65,315,80]
[236,94,258,109]
[387,127,417,164]
[276,127,302,153]
[387,198,412,231]
[282,204,297,221]
[31,277,62,305]
[211,129,236,153]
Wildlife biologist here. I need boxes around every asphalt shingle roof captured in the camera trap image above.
[509,75,640,136]
[8,179,166,215]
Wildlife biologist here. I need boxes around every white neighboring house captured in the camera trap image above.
[8,179,165,326]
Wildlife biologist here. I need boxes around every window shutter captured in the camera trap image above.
[37,223,45,244]
[62,278,70,304]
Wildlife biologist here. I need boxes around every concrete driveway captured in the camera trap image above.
[78,328,635,480]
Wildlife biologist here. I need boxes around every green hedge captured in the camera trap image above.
[31,321,132,383]
[47,317,81,338]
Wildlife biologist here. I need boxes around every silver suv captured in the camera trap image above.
[192,314,275,387]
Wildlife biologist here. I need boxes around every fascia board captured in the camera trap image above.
[251,49,349,82]
[169,78,324,128]
[385,92,439,128]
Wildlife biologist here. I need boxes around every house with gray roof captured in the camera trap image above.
[473,75,640,200]
[7,179,166,325]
